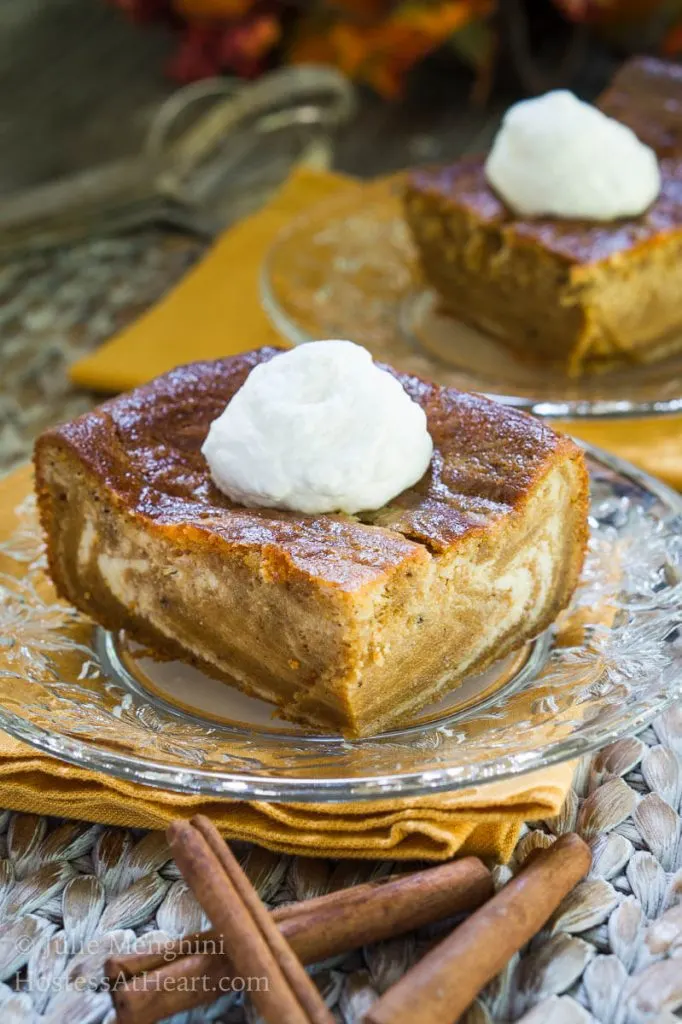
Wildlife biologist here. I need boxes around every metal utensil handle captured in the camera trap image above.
[156,65,356,195]
[0,155,161,232]
[0,66,355,254]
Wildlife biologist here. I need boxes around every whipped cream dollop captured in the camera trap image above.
[202,341,433,515]
[484,90,660,221]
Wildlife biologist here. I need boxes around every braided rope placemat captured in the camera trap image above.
[0,707,679,1023]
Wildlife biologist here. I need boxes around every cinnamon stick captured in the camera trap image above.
[365,832,592,1024]
[108,880,403,978]
[109,855,492,1024]
[163,819,332,1024]
[191,814,333,1024]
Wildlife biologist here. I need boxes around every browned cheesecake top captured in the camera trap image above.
[41,348,578,587]
[409,156,682,266]
[598,56,682,158]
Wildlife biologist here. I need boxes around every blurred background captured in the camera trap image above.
[3,0,682,192]
[1,0,681,475]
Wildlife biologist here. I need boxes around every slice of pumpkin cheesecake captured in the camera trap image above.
[34,347,588,737]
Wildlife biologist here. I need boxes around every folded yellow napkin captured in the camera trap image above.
[0,464,571,861]
[0,730,570,861]
[69,167,682,489]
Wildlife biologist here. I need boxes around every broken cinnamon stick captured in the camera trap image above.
[365,832,592,1024]
[109,855,492,1024]
[163,819,332,1024]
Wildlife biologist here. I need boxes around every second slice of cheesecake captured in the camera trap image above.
[404,157,682,377]
[34,348,588,737]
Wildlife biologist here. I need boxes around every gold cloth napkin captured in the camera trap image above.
[69,167,682,489]
[0,731,571,861]
[0,465,572,861]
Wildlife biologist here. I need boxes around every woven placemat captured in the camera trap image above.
[0,707,679,1023]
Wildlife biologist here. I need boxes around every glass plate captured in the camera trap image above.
[261,176,682,420]
[0,446,681,802]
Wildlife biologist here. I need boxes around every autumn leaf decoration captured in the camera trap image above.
[111,0,682,95]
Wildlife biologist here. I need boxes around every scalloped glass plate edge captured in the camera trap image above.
[0,444,680,802]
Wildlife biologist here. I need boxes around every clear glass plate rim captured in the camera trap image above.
[0,442,681,803]
[259,174,682,422]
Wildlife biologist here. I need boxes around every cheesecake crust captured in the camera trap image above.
[35,348,589,737]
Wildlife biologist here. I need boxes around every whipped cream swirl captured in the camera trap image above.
[485,90,660,221]
[202,341,433,515]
